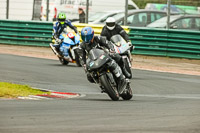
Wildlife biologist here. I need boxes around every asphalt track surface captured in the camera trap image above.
[0,54,200,133]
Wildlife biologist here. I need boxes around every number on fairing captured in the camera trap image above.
[67,33,74,38]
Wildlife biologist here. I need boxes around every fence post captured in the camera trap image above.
[46,0,49,21]
[6,0,9,19]
[32,0,35,20]
[124,0,128,25]
[167,0,171,29]
[85,0,89,24]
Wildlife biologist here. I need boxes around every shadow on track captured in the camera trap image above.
[48,63,81,68]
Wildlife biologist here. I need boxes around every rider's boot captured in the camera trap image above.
[117,76,128,94]
[65,56,72,62]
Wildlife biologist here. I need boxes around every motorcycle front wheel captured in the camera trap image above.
[100,73,119,101]
[124,58,132,79]
[58,57,69,65]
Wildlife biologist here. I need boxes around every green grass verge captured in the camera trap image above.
[0,82,50,98]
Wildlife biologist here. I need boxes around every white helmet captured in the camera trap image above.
[106,17,116,30]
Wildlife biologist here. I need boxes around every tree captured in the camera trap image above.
[133,0,200,9]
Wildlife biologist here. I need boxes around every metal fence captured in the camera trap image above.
[0,0,7,19]
[0,20,52,46]
[0,0,200,59]
[0,20,200,59]
[129,27,200,59]
[1,0,199,24]
[0,0,36,20]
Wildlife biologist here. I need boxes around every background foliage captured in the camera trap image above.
[132,0,200,9]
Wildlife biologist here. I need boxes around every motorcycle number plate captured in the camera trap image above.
[67,32,75,38]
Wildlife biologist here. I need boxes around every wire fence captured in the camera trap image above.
[0,0,199,30]
[0,0,7,19]
[0,0,35,20]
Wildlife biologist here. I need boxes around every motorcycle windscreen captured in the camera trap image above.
[59,34,65,40]
[110,35,125,44]
[110,34,129,54]
[63,37,75,45]
[87,49,110,70]
[59,33,77,45]
[88,49,105,60]
[67,32,80,45]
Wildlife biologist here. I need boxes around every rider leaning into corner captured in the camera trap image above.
[79,26,130,94]
[101,17,134,51]
[101,17,133,78]
[51,12,78,58]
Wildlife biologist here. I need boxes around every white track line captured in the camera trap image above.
[134,94,200,100]
[18,95,50,100]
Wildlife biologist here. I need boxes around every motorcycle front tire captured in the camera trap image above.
[100,73,119,101]
[58,57,69,65]
[124,58,132,79]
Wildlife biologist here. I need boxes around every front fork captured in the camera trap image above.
[98,71,117,93]
[122,55,131,68]
[49,43,61,57]
[127,50,132,65]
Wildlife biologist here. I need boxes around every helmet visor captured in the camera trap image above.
[58,18,65,24]
[106,22,115,27]
[60,21,65,25]
[81,34,93,43]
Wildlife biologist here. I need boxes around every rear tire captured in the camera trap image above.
[100,73,119,101]
[121,83,133,100]
[58,57,69,65]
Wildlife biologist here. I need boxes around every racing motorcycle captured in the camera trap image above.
[50,32,81,66]
[86,48,132,101]
[110,35,132,79]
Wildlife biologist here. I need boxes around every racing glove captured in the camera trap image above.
[107,41,115,51]
[128,41,135,51]
[55,38,62,44]
[83,64,87,73]
[127,41,132,47]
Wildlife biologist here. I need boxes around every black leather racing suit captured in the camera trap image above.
[101,24,130,42]
[101,24,133,53]
[79,36,127,93]
[101,24,132,78]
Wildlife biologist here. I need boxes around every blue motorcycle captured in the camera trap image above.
[50,32,82,66]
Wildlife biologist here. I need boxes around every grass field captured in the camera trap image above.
[0,82,50,98]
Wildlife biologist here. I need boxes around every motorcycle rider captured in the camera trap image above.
[79,27,129,94]
[101,17,132,78]
[101,17,132,48]
[51,12,78,57]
